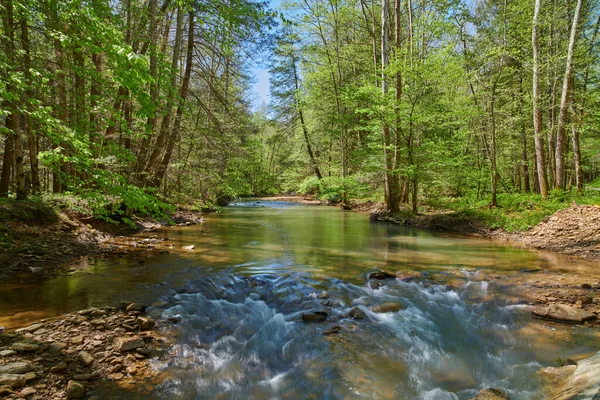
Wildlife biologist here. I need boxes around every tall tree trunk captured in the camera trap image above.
[154,11,194,186]
[145,7,182,181]
[292,52,322,180]
[381,0,397,212]
[136,0,160,179]
[532,0,548,199]
[554,0,582,190]
[21,16,40,193]
[3,0,25,199]
[0,129,14,197]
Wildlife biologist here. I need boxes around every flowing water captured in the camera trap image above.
[1,201,599,399]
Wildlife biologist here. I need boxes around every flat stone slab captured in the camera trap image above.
[0,374,26,388]
[9,343,39,352]
[550,351,600,399]
[0,362,33,375]
[532,304,596,324]
[113,336,145,352]
[471,388,510,399]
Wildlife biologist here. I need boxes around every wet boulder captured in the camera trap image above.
[348,307,366,320]
[302,311,328,323]
[471,388,510,399]
[532,304,596,324]
[368,270,396,280]
[372,302,403,313]
[538,365,577,384]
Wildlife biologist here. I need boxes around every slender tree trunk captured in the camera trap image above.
[136,0,159,178]
[3,0,25,199]
[519,77,530,192]
[292,55,322,180]
[532,0,548,199]
[154,11,194,186]
[554,0,582,190]
[0,130,14,197]
[145,7,182,180]
[381,0,397,212]
[21,16,40,193]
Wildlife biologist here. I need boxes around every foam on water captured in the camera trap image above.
[150,274,558,399]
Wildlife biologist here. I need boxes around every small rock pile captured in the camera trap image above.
[524,204,600,261]
[0,302,163,399]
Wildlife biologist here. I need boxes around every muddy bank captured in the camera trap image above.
[0,201,205,280]
[0,302,165,399]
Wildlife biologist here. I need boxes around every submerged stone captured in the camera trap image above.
[532,304,596,324]
[348,307,365,320]
[372,302,403,313]
[471,388,510,399]
[302,311,328,323]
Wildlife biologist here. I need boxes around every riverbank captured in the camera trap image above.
[0,198,206,280]
[0,302,164,399]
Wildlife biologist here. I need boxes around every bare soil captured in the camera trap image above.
[0,202,205,280]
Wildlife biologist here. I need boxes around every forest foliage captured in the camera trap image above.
[1,0,599,224]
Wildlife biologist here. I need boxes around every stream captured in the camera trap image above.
[1,201,599,399]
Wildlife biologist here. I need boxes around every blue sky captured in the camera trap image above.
[252,67,271,109]
[250,0,284,110]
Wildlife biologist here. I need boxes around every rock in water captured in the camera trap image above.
[548,351,600,399]
[471,388,510,399]
[532,304,596,324]
[137,316,155,330]
[348,307,366,320]
[538,365,577,383]
[372,302,403,313]
[66,381,85,399]
[113,336,145,352]
[301,311,328,322]
[368,270,396,280]
[182,245,195,250]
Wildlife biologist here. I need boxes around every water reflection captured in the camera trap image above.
[0,201,598,398]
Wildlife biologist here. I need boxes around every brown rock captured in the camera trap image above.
[113,336,145,352]
[471,388,510,399]
[10,342,39,352]
[20,387,36,398]
[0,385,11,395]
[532,304,596,324]
[66,380,85,399]
[0,362,33,375]
[78,351,94,366]
[368,270,396,280]
[137,317,155,330]
[372,302,403,313]
[50,362,68,373]
[0,374,26,388]
[302,311,328,323]
[348,307,365,320]
[539,365,576,383]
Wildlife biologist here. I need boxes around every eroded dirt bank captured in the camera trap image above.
[0,201,205,280]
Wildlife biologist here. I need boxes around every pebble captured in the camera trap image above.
[66,380,85,399]
[78,351,94,366]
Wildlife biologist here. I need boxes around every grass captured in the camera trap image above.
[427,190,600,232]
